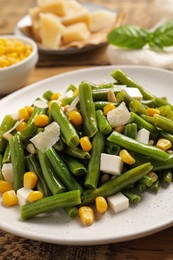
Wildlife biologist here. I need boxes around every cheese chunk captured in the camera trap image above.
[107,192,129,213]
[136,128,150,144]
[40,13,65,48]
[89,10,115,32]
[100,153,123,175]
[62,22,90,45]
[29,7,41,42]
[37,0,66,16]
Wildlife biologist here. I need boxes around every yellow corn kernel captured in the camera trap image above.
[15,121,27,132]
[119,149,136,165]
[73,89,79,97]
[156,138,172,151]
[103,103,116,115]
[34,114,49,127]
[79,136,92,152]
[146,108,160,117]
[18,107,29,121]
[51,92,61,100]
[95,196,108,214]
[26,106,34,117]
[2,190,18,206]
[23,171,38,189]
[27,190,43,203]
[68,111,83,126]
[0,180,14,193]
[78,206,94,226]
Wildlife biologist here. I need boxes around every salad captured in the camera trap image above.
[0,68,173,226]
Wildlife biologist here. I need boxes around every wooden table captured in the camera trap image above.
[1,1,173,259]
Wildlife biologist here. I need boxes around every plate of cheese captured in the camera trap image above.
[14,0,119,54]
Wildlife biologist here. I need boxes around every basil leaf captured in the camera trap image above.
[107,25,149,49]
[150,21,173,48]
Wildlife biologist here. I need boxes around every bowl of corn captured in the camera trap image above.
[0,35,38,95]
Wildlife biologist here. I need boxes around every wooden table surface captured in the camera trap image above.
[1,1,173,259]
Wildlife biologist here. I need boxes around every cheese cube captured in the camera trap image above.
[100,153,123,175]
[17,187,32,206]
[125,87,143,100]
[89,10,115,32]
[37,0,66,16]
[40,13,65,48]
[29,7,41,42]
[107,192,129,213]
[62,22,90,45]
[136,128,150,144]
[2,163,13,183]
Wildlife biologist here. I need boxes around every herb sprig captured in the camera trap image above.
[107,21,173,50]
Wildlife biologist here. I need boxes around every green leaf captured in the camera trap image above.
[150,21,173,48]
[107,25,149,49]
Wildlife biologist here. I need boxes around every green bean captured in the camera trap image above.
[64,206,78,218]
[64,145,90,159]
[129,99,147,115]
[2,142,11,164]
[153,114,173,134]
[0,154,3,180]
[79,81,98,138]
[138,175,153,187]
[159,105,173,120]
[116,90,133,105]
[96,110,112,135]
[82,162,152,205]
[124,123,137,139]
[128,112,158,135]
[92,86,125,101]
[42,90,53,101]
[38,150,66,195]
[25,154,51,197]
[62,155,87,176]
[111,69,154,100]
[9,134,25,192]
[140,115,155,125]
[122,190,141,204]
[153,97,173,110]
[108,131,169,161]
[0,115,16,153]
[147,171,158,183]
[53,138,64,152]
[135,182,147,193]
[104,140,121,155]
[21,190,81,220]
[61,96,75,106]
[20,106,47,139]
[94,101,117,110]
[149,180,160,193]
[163,169,173,185]
[84,132,105,189]
[66,84,77,92]
[159,132,173,144]
[51,102,79,147]
[46,148,83,192]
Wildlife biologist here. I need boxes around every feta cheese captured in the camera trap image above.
[2,163,13,182]
[136,128,150,144]
[17,187,32,206]
[100,153,123,175]
[107,192,129,213]
[107,102,131,128]
[125,87,143,100]
[32,99,48,109]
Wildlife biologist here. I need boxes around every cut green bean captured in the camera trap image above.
[104,140,121,155]
[64,206,78,218]
[38,150,66,195]
[21,190,81,220]
[129,99,147,115]
[138,175,153,187]
[2,142,11,164]
[85,132,105,189]
[108,131,169,161]
[51,102,79,147]
[79,81,98,138]
[46,148,83,191]
[122,190,141,204]
[62,155,87,176]
[96,110,112,135]
[82,162,152,205]
[64,145,90,159]
[42,90,53,101]
[94,101,117,110]
[0,115,16,153]
[153,114,173,134]
[124,123,137,139]
[149,180,160,193]
[163,169,173,185]
[9,134,25,192]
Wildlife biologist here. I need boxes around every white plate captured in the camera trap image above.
[14,3,115,55]
[1,65,173,245]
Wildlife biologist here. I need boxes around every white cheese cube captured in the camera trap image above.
[107,192,129,213]
[107,102,131,128]
[100,153,123,175]
[136,128,150,144]
[125,87,143,100]
[17,187,32,206]
[2,163,13,182]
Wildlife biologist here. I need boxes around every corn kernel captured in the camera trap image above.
[103,103,116,115]
[79,136,92,152]
[78,206,94,225]
[18,107,29,121]
[95,196,108,214]
[73,89,79,97]
[0,180,14,193]
[51,92,61,100]
[15,121,27,132]
[119,149,136,165]
[156,138,172,151]
[23,171,38,189]
[27,190,43,203]
[34,114,49,127]
[146,108,160,117]
[68,111,83,126]
[26,106,34,117]
[2,190,18,206]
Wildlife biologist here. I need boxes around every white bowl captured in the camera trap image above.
[0,35,38,95]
